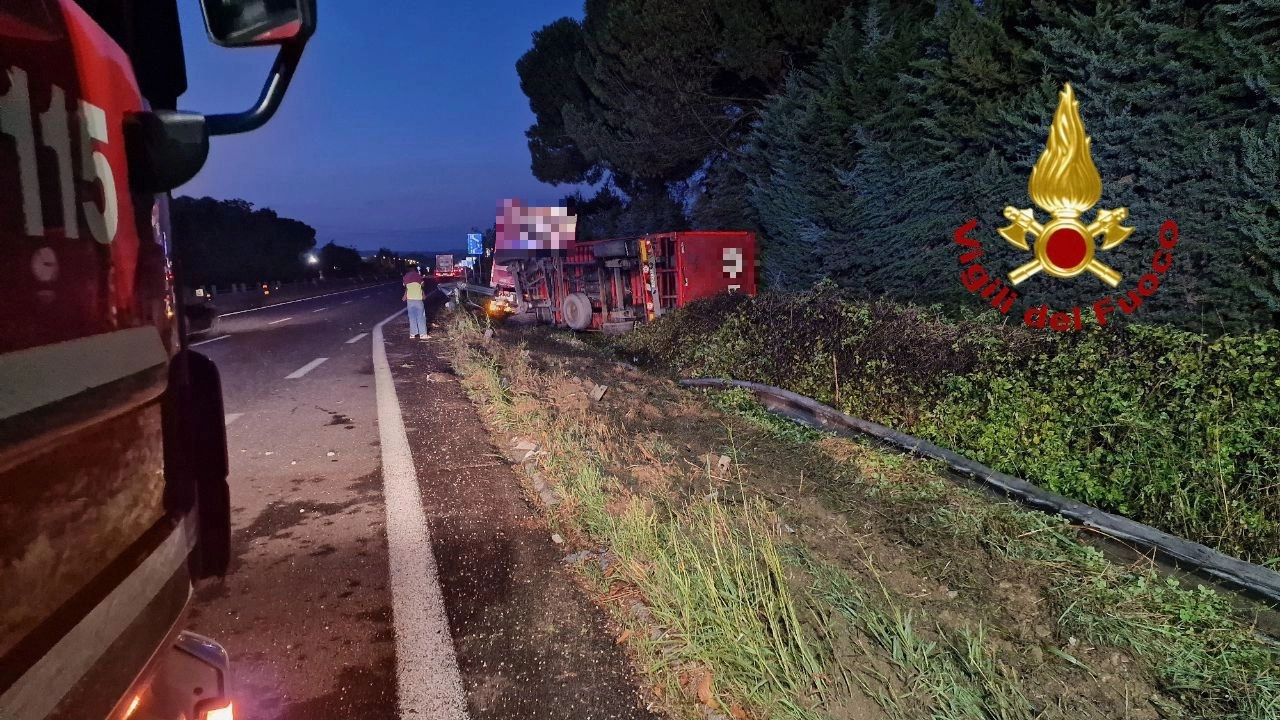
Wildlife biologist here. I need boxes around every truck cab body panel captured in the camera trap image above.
[0,3,212,718]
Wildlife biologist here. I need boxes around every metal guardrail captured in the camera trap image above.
[185,277,397,313]
[680,377,1280,607]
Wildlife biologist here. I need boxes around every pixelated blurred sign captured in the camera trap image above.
[494,198,576,261]
[435,254,454,273]
[466,233,483,256]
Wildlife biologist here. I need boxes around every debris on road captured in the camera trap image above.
[538,487,559,507]
[589,384,608,402]
[562,550,593,565]
[716,454,731,475]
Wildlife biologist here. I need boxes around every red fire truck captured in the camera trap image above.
[499,231,758,332]
[1,2,315,719]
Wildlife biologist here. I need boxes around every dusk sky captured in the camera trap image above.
[174,1,587,253]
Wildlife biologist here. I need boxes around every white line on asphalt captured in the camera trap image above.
[191,334,230,347]
[312,307,328,313]
[217,282,395,318]
[346,332,369,344]
[224,413,243,426]
[267,317,293,325]
[284,357,328,379]
[372,309,469,720]
[361,295,370,299]
[342,300,353,305]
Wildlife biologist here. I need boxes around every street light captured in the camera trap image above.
[307,253,319,265]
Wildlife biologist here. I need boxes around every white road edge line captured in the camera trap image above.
[372,309,469,720]
[267,317,293,325]
[312,307,328,313]
[224,413,244,426]
[346,332,369,344]
[284,357,328,379]
[217,282,395,318]
[191,334,230,347]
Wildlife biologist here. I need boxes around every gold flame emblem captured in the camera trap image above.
[1000,84,1132,286]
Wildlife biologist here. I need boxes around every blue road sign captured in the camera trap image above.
[467,233,483,256]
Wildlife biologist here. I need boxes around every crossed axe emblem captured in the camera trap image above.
[999,207,1132,287]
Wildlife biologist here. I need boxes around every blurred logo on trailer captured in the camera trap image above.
[494,198,576,261]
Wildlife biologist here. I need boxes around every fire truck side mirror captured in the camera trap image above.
[199,0,317,137]
[124,110,210,192]
[200,0,317,48]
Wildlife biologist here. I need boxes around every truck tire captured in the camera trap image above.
[561,292,593,330]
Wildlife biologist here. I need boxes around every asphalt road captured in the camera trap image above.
[184,284,655,720]
[186,283,408,719]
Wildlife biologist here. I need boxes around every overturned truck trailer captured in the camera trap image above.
[501,231,759,332]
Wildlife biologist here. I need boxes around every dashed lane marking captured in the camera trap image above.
[346,332,369,344]
[267,317,292,325]
[312,307,328,313]
[191,334,230,347]
[372,309,469,720]
[284,357,328,379]
[224,413,244,426]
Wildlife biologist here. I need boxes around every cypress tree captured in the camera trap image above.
[990,0,1274,331]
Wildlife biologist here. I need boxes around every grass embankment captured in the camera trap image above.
[608,288,1280,567]
[448,314,1280,720]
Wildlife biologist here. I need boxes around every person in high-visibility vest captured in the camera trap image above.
[402,268,429,339]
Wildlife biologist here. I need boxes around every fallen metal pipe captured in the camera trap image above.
[680,377,1280,607]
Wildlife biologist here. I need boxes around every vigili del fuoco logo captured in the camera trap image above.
[953,83,1179,331]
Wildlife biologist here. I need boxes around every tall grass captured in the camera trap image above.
[452,323,832,718]
[450,316,1280,720]
[613,497,829,717]
[806,559,1036,720]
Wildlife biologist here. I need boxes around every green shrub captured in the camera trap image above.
[612,293,1280,563]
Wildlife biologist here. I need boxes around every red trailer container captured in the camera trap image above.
[500,231,757,332]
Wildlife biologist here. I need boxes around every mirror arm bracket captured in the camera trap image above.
[206,41,307,136]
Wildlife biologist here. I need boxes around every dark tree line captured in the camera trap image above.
[518,0,1280,333]
[171,196,373,287]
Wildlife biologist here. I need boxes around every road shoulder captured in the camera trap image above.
[385,322,661,720]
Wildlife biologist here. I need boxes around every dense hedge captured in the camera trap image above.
[611,287,1280,565]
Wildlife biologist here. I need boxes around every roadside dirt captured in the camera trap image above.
[385,325,662,720]
[461,325,1176,720]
